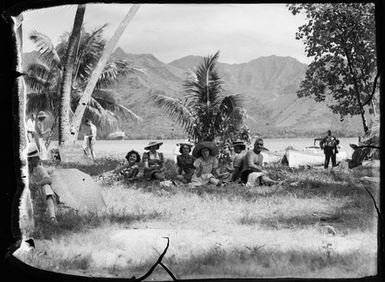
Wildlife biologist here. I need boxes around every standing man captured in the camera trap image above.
[240,138,278,186]
[83,119,97,160]
[26,113,36,143]
[320,130,340,168]
[34,111,51,160]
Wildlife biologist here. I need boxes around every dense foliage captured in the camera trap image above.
[151,51,245,145]
[24,25,141,139]
[288,3,378,133]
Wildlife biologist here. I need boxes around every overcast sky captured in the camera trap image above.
[21,3,311,65]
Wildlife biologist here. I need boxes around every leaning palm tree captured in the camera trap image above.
[70,4,141,141]
[24,24,141,146]
[151,51,244,144]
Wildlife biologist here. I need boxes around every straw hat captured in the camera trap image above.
[27,143,40,158]
[37,111,48,119]
[144,141,163,150]
[192,141,219,158]
[232,139,246,150]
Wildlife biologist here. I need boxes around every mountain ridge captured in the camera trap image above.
[21,48,363,139]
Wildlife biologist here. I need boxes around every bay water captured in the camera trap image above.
[90,137,359,160]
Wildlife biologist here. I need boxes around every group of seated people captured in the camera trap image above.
[110,138,279,187]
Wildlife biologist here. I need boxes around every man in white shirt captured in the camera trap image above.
[26,113,36,143]
[83,119,97,160]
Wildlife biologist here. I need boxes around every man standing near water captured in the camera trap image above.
[320,130,340,168]
[83,119,97,160]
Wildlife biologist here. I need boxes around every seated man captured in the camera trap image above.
[230,140,247,182]
[240,138,278,186]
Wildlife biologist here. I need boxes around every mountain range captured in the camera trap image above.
[22,47,363,139]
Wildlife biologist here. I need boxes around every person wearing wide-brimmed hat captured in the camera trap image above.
[190,141,223,187]
[34,111,51,160]
[230,139,247,182]
[27,143,57,224]
[176,143,195,183]
[240,138,278,186]
[143,141,165,181]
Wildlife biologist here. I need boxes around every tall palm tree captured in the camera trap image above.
[59,4,86,145]
[151,51,244,144]
[70,4,141,141]
[24,24,141,146]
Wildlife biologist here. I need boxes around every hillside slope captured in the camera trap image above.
[22,48,363,138]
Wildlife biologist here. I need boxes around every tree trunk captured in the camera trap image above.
[344,47,369,134]
[70,4,141,141]
[58,4,86,145]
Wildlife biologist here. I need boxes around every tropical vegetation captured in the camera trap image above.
[151,51,246,146]
[24,19,141,145]
[288,3,378,134]
[69,4,141,143]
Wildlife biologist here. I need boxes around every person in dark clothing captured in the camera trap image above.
[320,130,340,168]
[176,143,195,183]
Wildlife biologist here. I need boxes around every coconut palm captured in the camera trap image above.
[71,4,141,141]
[151,51,244,144]
[24,25,141,145]
[59,4,86,144]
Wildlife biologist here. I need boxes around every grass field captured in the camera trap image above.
[15,154,380,280]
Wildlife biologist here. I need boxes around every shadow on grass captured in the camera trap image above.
[238,189,377,231]
[45,157,122,176]
[32,208,162,240]
[96,244,376,279]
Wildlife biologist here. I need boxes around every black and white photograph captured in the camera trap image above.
[5,1,382,280]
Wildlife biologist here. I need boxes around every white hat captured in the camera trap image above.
[27,143,40,158]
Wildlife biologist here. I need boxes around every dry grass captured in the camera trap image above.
[17,155,380,279]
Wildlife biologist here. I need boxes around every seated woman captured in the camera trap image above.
[176,143,195,183]
[115,150,141,180]
[190,141,223,187]
[143,141,165,181]
[98,150,141,184]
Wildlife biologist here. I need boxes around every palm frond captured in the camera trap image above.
[84,100,120,132]
[94,61,143,90]
[74,25,107,82]
[29,30,62,70]
[219,94,244,114]
[114,104,142,122]
[26,92,55,116]
[183,51,223,106]
[151,93,195,131]
[91,89,142,122]
[23,74,49,91]
[26,63,52,82]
